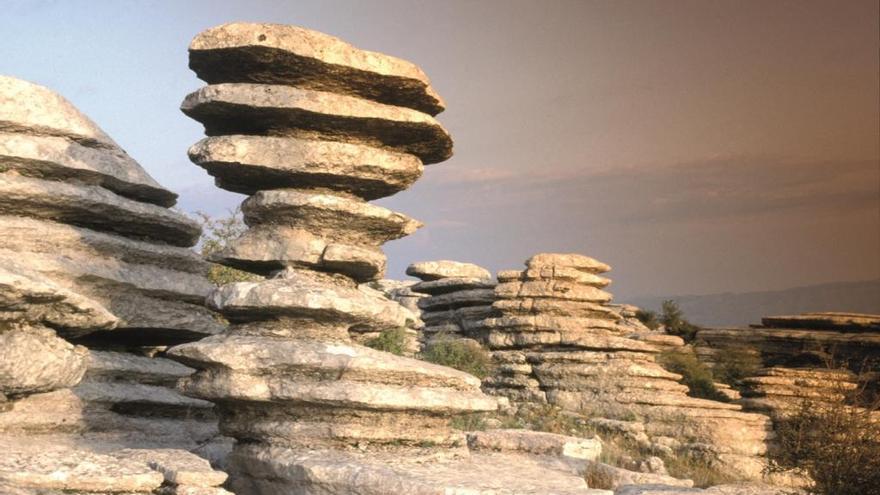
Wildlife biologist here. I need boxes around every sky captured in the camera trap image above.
[2,0,878,301]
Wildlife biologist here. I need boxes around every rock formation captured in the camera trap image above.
[473,253,774,480]
[168,22,613,494]
[407,260,496,346]
[0,76,228,492]
[695,312,880,419]
[364,278,424,355]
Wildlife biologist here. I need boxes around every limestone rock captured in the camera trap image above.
[181,83,453,164]
[0,324,88,396]
[585,461,693,490]
[241,189,422,244]
[527,253,611,273]
[406,260,492,281]
[468,429,602,461]
[761,311,880,332]
[188,22,445,115]
[189,135,423,199]
[0,76,176,206]
[0,173,199,247]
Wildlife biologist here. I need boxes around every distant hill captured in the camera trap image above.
[626,279,880,327]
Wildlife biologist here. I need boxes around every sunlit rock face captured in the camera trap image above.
[471,252,775,481]
[0,76,228,493]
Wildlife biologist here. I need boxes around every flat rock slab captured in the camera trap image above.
[498,267,611,288]
[0,76,176,206]
[230,445,611,495]
[189,22,445,115]
[0,261,117,332]
[410,277,496,295]
[181,83,453,164]
[0,215,209,275]
[495,280,613,303]
[0,174,200,247]
[406,260,492,281]
[761,312,880,332]
[189,135,422,199]
[115,449,227,487]
[0,324,89,396]
[206,270,413,328]
[526,253,611,274]
[0,132,175,207]
[468,429,602,461]
[0,449,164,493]
[213,224,385,282]
[242,189,421,244]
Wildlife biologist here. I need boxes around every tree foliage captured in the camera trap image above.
[660,300,701,342]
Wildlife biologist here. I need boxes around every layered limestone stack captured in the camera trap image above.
[696,312,880,419]
[0,76,228,491]
[474,253,774,480]
[168,23,611,494]
[407,260,496,345]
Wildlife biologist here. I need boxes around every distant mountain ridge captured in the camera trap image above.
[626,279,880,327]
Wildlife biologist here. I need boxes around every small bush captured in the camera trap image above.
[635,309,660,330]
[195,210,262,286]
[420,337,493,378]
[712,345,761,384]
[769,366,880,495]
[664,452,738,488]
[658,350,729,402]
[660,300,701,342]
[364,327,408,356]
[449,413,488,431]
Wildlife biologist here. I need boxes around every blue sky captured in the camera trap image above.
[3,0,878,300]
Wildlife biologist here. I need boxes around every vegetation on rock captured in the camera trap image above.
[635,308,661,330]
[658,350,730,402]
[660,300,702,342]
[769,364,880,495]
[364,327,408,356]
[195,209,261,286]
[420,337,493,378]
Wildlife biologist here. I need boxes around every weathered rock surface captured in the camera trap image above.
[0,76,174,206]
[171,23,614,495]
[189,135,423,199]
[188,22,446,115]
[0,323,88,396]
[470,253,774,481]
[0,76,228,492]
[407,260,496,346]
[181,83,452,164]
[407,260,492,281]
[468,429,602,461]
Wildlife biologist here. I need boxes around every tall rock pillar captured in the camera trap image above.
[168,23,498,493]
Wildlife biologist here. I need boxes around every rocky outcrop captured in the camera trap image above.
[696,312,880,420]
[0,76,227,492]
[168,22,613,494]
[472,253,774,481]
[407,260,496,345]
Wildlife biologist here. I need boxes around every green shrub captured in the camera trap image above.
[635,309,660,330]
[769,367,880,495]
[364,327,408,356]
[449,413,488,431]
[712,345,761,384]
[420,337,493,378]
[660,300,701,342]
[658,350,729,402]
[195,210,262,286]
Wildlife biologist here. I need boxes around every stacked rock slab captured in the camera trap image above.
[407,260,496,345]
[0,77,227,491]
[165,23,615,494]
[474,253,774,480]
